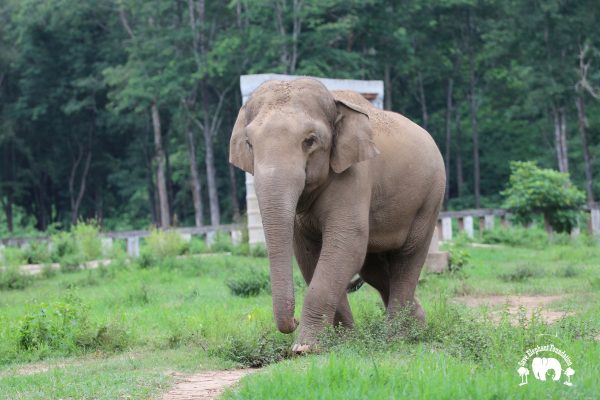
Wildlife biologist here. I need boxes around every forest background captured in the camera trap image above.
[1,0,599,235]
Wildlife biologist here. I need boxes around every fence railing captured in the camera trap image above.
[1,205,599,255]
[0,224,245,258]
[437,206,600,241]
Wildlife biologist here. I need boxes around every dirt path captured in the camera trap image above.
[162,369,257,400]
[454,295,573,324]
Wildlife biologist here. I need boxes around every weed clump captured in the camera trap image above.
[226,269,270,297]
[499,266,536,282]
[18,294,128,354]
[482,226,548,248]
[0,266,32,290]
[211,331,291,367]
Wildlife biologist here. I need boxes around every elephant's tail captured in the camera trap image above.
[347,276,365,293]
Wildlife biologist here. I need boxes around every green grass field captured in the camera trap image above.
[1,236,599,399]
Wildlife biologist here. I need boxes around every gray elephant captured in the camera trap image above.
[229,78,445,352]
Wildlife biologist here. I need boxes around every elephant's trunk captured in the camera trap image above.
[254,166,304,334]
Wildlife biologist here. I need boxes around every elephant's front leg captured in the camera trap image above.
[293,221,368,352]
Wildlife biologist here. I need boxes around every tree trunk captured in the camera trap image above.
[185,122,204,227]
[469,66,481,208]
[552,105,569,173]
[417,71,428,130]
[444,78,454,207]
[151,102,170,228]
[575,94,594,205]
[68,137,92,225]
[384,63,392,111]
[229,163,241,223]
[455,105,464,198]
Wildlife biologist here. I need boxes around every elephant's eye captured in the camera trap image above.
[303,136,316,147]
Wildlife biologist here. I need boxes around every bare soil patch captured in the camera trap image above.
[163,369,257,400]
[454,295,573,324]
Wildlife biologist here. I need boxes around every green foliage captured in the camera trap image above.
[18,294,128,354]
[499,266,536,282]
[447,245,471,273]
[502,161,585,232]
[482,226,549,248]
[226,269,271,297]
[0,266,32,290]
[142,229,186,260]
[71,222,102,261]
[22,241,52,264]
[210,233,234,253]
[0,246,26,267]
[211,330,291,368]
[188,237,209,254]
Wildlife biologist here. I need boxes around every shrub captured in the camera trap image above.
[50,231,78,262]
[502,161,585,232]
[210,232,234,253]
[499,266,535,282]
[447,245,470,273]
[249,244,268,258]
[0,266,32,290]
[72,222,102,261]
[1,246,27,267]
[188,237,209,254]
[482,226,548,248]
[143,229,186,260]
[22,241,52,264]
[211,330,291,367]
[17,294,128,354]
[226,269,270,297]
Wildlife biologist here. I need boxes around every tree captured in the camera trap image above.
[502,161,585,232]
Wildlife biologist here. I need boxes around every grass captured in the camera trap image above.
[1,237,599,399]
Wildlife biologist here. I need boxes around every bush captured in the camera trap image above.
[50,231,79,262]
[482,226,548,248]
[447,245,470,273]
[72,222,102,261]
[143,229,186,260]
[249,244,268,258]
[226,269,270,297]
[499,266,536,282]
[188,237,209,254]
[22,241,52,264]
[502,161,585,232]
[0,266,32,290]
[211,330,291,367]
[18,294,128,354]
[210,232,234,253]
[1,246,27,267]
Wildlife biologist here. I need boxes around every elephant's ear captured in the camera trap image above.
[229,105,254,174]
[331,99,380,174]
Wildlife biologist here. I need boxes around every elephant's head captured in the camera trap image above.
[229,78,378,333]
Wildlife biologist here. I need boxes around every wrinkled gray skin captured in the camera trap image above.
[230,78,445,352]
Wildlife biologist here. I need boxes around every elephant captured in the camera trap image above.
[531,357,562,381]
[229,77,445,352]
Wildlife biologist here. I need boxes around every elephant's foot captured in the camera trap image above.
[291,343,313,354]
[291,325,320,355]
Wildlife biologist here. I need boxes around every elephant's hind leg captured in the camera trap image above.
[359,252,391,308]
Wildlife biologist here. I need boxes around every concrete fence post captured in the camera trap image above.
[101,238,113,255]
[441,217,453,241]
[206,231,217,247]
[591,207,600,237]
[180,233,192,242]
[484,215,495,230]
[463,216,474,238]
[231,230,243,245]
[127,237,140,258]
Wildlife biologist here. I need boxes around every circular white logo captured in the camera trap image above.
[517,344,575,386]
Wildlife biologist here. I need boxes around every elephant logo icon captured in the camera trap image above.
[516,344,575,387]
[532,357,562,381]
